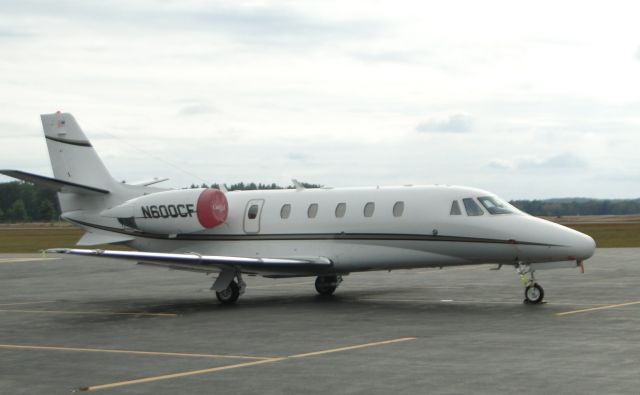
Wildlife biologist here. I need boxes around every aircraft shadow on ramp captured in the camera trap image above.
[38,288,550,325]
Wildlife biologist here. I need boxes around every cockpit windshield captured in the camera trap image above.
[477,196,513,215]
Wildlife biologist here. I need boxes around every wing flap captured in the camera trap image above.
[46,248,333,276]
[137,261,223,274]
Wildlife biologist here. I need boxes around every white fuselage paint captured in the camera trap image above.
[65,185,596,275]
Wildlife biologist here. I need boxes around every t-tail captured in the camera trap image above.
[42,112,117,198]
[1,112,168,245]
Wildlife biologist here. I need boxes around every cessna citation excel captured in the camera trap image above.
[1,112,596,305]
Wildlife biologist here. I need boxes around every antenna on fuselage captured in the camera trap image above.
[291,179,305,191]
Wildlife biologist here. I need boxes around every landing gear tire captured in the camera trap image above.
[524,283,544,304]
[315,275,341,296]
[216,281,240,304]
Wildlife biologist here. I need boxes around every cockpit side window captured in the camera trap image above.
[478,196,513,215]
[463,198,484,216]
[450,200,462,215]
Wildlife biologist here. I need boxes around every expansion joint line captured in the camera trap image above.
[75,337,417,392]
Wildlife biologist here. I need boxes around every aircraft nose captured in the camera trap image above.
[571,231,596,260]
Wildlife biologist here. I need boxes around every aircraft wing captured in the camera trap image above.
[46,248,333,276]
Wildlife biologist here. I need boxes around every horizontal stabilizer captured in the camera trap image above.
[46,248,333,276]
[0,170,109,195]
[129,177,169,187]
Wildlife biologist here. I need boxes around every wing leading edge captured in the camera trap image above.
[46,248,334,276]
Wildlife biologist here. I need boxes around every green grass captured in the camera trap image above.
[0,227,83,253]
[0,225,131,253]
[1,222,639,253]
[564,223,640,248]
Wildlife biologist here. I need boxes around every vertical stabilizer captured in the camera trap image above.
[41,112,116,192]
[4,112,164,233]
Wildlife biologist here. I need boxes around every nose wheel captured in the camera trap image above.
[524,283,544,304]
[517,263,545,304]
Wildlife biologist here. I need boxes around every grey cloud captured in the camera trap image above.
[416,114,474,133]
[178,103,215,116]
[518,153,588,170]
[0,27,35,40]
[486,159,513,170]
[351,50,424,64]
[0,1,382,48]
[635,46,640,61]
[287,152,309,162]
[191,8,380,46]
[487,154,589,171]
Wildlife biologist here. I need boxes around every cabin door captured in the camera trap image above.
[243,199,265,233]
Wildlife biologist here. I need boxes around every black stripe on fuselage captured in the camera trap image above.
[66,218,563,247]
[45,135,93,147]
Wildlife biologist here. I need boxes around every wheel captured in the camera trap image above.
[524,283,544,304]
[216,281,240,304]
[315,275,340,296]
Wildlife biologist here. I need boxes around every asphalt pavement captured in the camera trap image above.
[0,249,639,394]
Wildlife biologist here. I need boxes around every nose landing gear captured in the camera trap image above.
[517,263,545,304]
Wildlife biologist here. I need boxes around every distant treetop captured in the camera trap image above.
[190,181,322,191]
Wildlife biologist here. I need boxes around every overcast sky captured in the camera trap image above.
[1,0,639,199]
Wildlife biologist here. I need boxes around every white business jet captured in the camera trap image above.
[1,113,596,305]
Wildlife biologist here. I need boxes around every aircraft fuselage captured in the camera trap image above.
[64,185,595,276]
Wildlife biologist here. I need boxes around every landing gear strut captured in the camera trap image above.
[315,275,342,296]
[517,263,544,304]
[215,272,246,304]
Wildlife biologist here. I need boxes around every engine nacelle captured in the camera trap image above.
[101,188,228,235]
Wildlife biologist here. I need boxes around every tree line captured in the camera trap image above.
[188,181,322,191]
[0,181,59,222]
[1,180,639,222]
[509,198,640,217]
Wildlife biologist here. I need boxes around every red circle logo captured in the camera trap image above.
[196,189,228,228]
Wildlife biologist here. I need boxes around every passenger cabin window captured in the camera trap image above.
[280,204,291,219]
[364,202,375,217]
[478,196,513,215]
[393,201,404,217]
[307,203,319,218]
[450,200,461,215]
[247,204,260,219]
[462,198,484,216]
[335,202,347,218]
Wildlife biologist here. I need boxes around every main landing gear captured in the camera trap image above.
[315,275,343,296]
[517,263,544,304]
[214,272,344,304]
[214,272,246,304]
